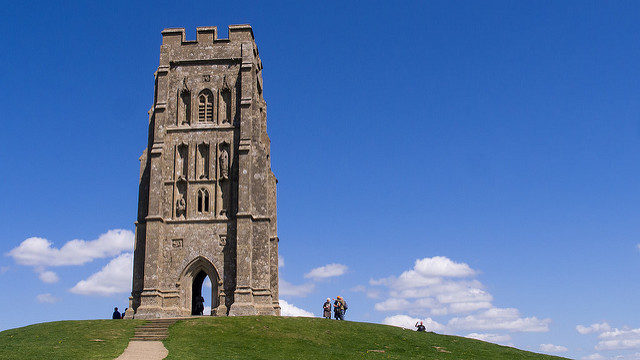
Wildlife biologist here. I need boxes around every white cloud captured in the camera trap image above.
[596,327,640,351]
[539,344,568,353]
[304,263,348,280]
[371,256,550,333]
[370,258,492,316]
[448,301,492,313]
[582,354,605,360]
[467,333,512,344]
[70,253,133,296]
[448,308,551,333]
[278,255,284,268]
[413,256,476,278]
[38,270,59,283]
[36,293,59,303]
[8,229,134,267]
[279,299,314,317]
[375,298,413,312]
[578,322,612,335]
[204,277,211,289]
[383,314,444,332]
[351,285,381,299]
[279,279,315,297]
[366,290,381,299]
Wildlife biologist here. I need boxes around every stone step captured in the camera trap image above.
[130,336,168,341]
[129,319,181,341]
[136,330,169,333]
[137,326,172,329]
[135,331,168,335]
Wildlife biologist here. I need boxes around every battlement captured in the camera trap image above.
[161,25,255,46]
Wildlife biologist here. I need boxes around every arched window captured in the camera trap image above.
[197,188,210,213]
[198,90,214,122]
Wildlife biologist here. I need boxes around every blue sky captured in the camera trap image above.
[1,1,639,359]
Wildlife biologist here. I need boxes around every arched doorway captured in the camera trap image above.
[180,256,221,316]
[191,271,210,315]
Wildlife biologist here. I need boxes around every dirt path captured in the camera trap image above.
[114,340,168,360]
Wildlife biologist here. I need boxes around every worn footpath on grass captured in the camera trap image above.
[114,341,168,360]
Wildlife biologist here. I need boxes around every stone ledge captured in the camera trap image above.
[166,124,236,133]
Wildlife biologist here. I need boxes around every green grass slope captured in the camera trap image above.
[164,316,571,360]
[0,319,142,360]
[0,317,571,360]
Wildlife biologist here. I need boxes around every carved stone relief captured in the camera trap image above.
[219,144,229,180]
[176,181,187,219]
[178,77,191,126]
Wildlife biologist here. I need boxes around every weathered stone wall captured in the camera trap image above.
[127,25,279,319]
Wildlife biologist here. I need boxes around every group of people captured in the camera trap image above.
[112,307,128,319]
[322,296,348,320]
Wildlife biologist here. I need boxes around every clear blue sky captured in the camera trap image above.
[1,1,639,359]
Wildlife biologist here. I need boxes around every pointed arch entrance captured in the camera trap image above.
[179,256,222,316]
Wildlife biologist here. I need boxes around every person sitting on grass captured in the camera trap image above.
[415,321,426,332]
[112,307,121,319]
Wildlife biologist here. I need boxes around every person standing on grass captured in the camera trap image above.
[333,297,344,320]
[112,307,121,319]
[194,296,205,315]
[323,298,332,319]
[415,321,426,332]
[337,296,348,319]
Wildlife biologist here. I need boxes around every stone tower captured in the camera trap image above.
[127,25,280,319]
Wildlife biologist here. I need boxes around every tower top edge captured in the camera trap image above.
[161,25,255,46]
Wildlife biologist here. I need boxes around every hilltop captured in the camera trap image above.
[0,316,571,360]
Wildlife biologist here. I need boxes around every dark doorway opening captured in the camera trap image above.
[191,271,210,315]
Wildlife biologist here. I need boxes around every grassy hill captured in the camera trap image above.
[0,316,571,360]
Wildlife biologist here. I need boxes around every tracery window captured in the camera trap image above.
[197,188,210,213]
[198,90,214,122]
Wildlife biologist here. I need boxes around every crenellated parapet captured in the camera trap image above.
[160,25,258,66]
[161,25,254,45]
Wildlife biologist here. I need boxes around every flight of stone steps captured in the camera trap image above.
[130,318,180,341]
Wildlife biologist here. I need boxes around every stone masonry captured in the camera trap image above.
[126,25,280,319]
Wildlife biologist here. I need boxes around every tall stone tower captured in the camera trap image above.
[127,25,279,319]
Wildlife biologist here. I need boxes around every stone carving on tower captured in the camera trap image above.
[127,25,280,319]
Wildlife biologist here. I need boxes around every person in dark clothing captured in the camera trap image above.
[333,298,344,320]
[323,298,332,319]
[112,307,121,319]
[415,321,426,332]
[337,296,348,319]
[194,296,205,315]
